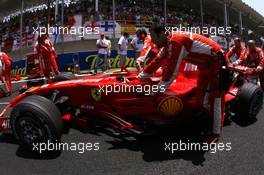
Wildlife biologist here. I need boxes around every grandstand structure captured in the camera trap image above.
[0,0,263,59]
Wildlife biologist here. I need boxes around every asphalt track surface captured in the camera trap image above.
[0,92,264,175]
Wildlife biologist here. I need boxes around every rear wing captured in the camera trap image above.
[228,64,257,76]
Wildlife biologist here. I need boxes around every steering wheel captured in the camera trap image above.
[116,75,131,83]
[123,66,132,75]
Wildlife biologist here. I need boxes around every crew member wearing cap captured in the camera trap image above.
[226,37,247,63]
[94,32,109,73]
[234,40,264,89]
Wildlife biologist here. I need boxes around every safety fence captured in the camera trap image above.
[11,49,137,77]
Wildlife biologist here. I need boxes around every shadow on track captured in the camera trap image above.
[0,105,262,162]
[16,147,62,160]
[83,121,209,166]
[0,133,62,160]
[106,134,207,166]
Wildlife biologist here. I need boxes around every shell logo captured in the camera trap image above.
[158,97,183,117]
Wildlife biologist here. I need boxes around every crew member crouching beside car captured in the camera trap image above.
[226,37,247,63]
[0,52,12,97]
[233,40,264,89]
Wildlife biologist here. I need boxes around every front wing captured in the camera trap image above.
[0,117,10,131]
[0,93,27,132]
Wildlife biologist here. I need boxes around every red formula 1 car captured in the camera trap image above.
[0,65,262,150]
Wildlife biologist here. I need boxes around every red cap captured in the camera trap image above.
[100,32,105,36]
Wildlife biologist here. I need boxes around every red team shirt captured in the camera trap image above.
[143,32,223,81]
[226,45,247,62]
[34,38,59,76]
[240,47,264,67]
[137,35,160,65]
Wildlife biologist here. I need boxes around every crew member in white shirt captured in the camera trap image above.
[105,36,112,68]
[95,32,109,73]
[118,32,129,72]
[131,29,144,61]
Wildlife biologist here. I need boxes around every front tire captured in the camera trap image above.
[10,95,62,152]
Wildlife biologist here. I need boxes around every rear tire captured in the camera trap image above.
[237,83,263,120]
[10,95,62,152]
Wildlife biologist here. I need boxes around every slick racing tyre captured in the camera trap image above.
[52,72,76,82]
[10,95,63,152]
[237,82,263,120]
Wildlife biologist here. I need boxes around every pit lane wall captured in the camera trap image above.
[11,50,137,77]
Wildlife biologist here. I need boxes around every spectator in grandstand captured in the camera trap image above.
[135,14,141,25]
[94,33,109,73]
[118,32,129,72]
[226,37,247,63]
[0,51,12,97]
[131,29,144,60]
[67,11,76,29]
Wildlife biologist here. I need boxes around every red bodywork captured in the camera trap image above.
[0,65,255,133]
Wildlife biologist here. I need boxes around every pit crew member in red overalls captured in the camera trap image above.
[0,52,12,96]
[34,34,59,79]
[138,25,227,142]
[136,29,197,75]
[226,37,247,63]
[233,40,264,89]
[136,29,161,72]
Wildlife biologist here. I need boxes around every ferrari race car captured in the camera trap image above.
[0,64,262,151]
